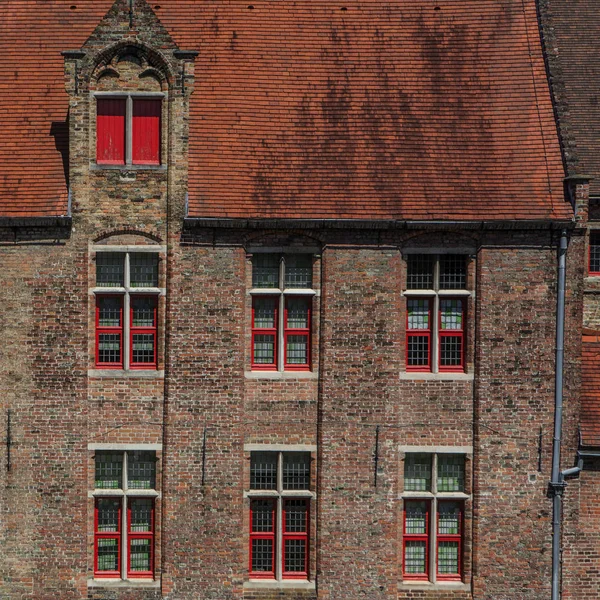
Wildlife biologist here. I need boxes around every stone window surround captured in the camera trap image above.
[92,91,167,170]
[399,445,472,590]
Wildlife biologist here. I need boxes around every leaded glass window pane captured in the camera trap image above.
[95,452,122,489]
[437,541,459,574]
[130,499,153,532]
[286,335,308,365]
[405,541,427,574]
[132,333,155,364]
[439,255,466,290]
[438,502,461,535]
[407,255,434,289]
[128,451,156,489]
[407,299,430,330]
[97,538,119,572]
[98,333,121,364]
[440,336,462,367]
[132,296,156,327]
[96,253,124,287]
[404,454,431,492]
[97,498,121,532]
[405,501,427,535]
[284,499,308,532]
[251,539,273,572]
[129,538,151,572]
[251,499,275,532]
[284,255,312,288]
[130,253,159,288]
[253,254,280,288]
[286,297,309,328]
[284,539,306,572]
[253,334,275,365]
[437,455,464,492]
[283,453,310,490]
[591,234,600,273]
[250,452,277,489]
[254,297,276,328]
[440,299,463,330]
[98,296,122,327]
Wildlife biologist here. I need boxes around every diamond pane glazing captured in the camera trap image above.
[407,255,434,289]
[284,255,312,288]
[96,253,124,287]
[284,499,308,532]
[130,253,159,288]
[284,539,306,572]
[250,452,278,489]
[283,453,310,490]
[404,541,426,574]
[129,538,151,571]
[95,452,122,489]
[97,499,120,532]
[438,541,459,574]
[130,499,153,532]
[405,501,427,534]
[98,296,122,327]
[253,254,280,288]
[251,538,273,572]
[251,499,274,532]
[97,538,119,571]
[438,502,461,535]
[128,451,156,489]
[404,454,431,491]
[437,455,464,492]
[439,255,466,290]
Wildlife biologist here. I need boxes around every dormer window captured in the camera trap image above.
[96,95,162,166]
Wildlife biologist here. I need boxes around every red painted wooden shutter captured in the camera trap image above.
[132,99,161,165]
[96,99,126,164]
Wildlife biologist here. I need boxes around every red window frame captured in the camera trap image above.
[127,498,155,579]
[130,295,158,370]
[251,296,278,371]
[249,498,276,579]
[283,297,311,371]
[402,500,430,581]
[438,298,465,373]
[590,232,600,275]
[94,498,122,578]
[96,98,126,165]
[282,499,309,579]
[406,298,432,372]
[132,99,161,166]
[436,501,463,581]
[96,295,124,369]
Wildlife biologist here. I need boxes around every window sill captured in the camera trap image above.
[91,164,167,172]
[400,581,470,592]
[244,580,315,590]
[87,578,160,589]
[88,369,164,379]
[88,489,160,498]
[245,370,318,380]
[400,372,473,381]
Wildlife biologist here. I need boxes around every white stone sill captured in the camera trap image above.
[245,371,318,380]
[88,369,164,379]
[400,581,470,592]
[399,372,473,381]
[87,578,160,589]
[244,580,315,590]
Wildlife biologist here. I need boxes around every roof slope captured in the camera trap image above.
[542,0,600,197]
[0,0,570,220]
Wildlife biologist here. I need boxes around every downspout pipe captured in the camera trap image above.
[550,229,568,600]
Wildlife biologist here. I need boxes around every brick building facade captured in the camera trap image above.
[0,0,593,599]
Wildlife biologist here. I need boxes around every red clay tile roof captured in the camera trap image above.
[581,341,600,446]
[0,0,571,220]
[543,0,600,197]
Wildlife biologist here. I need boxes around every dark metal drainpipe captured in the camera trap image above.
[550,229,568,600]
